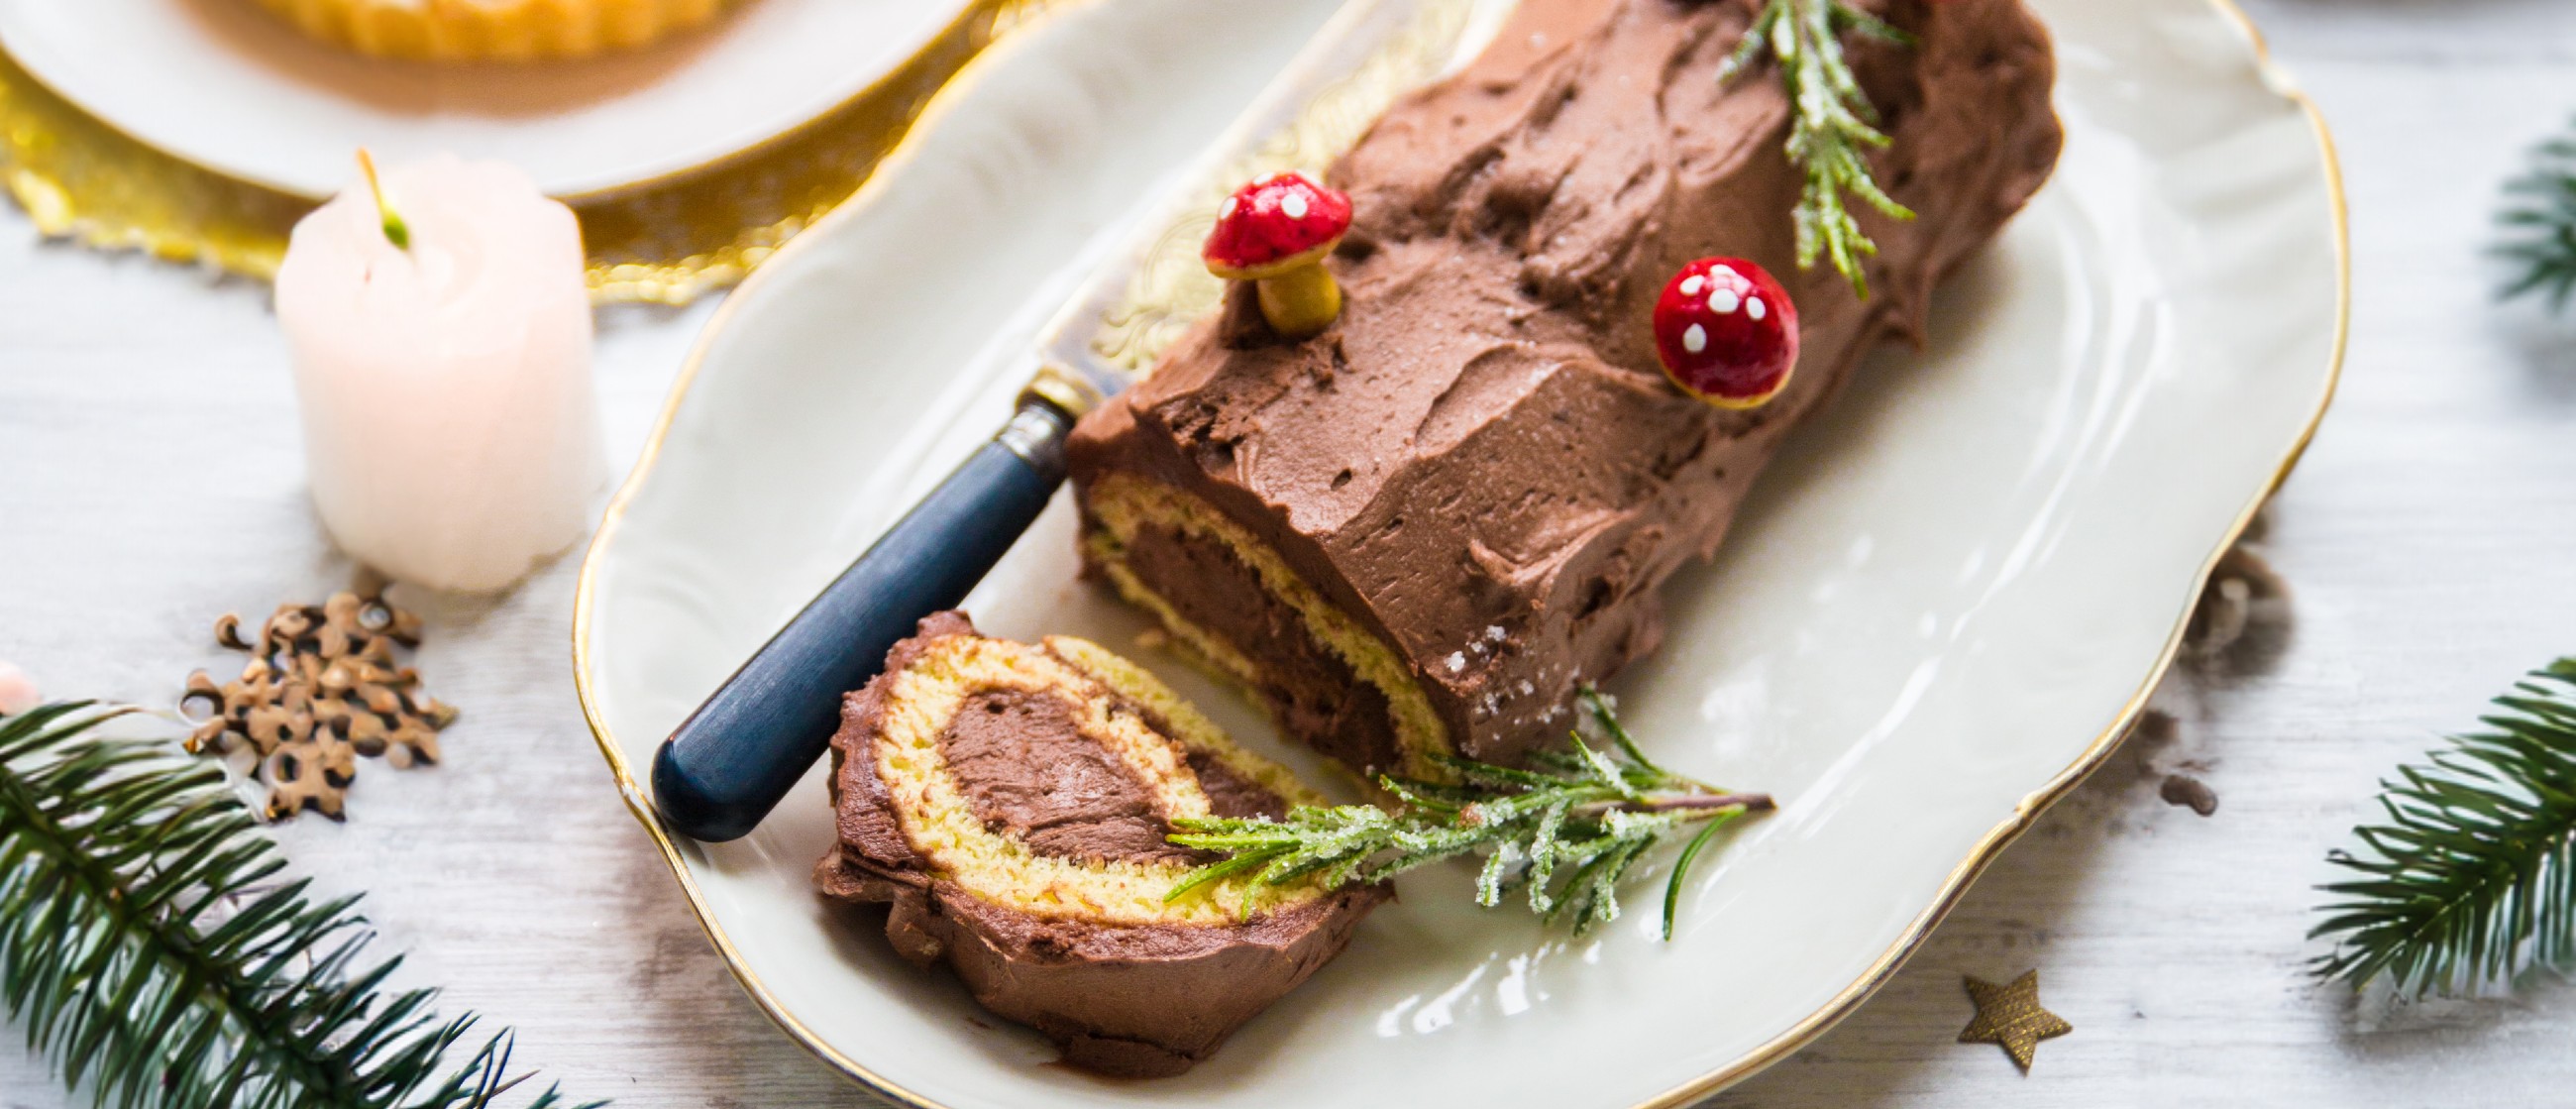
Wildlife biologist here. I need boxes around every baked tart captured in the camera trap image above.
[249,0,730,62]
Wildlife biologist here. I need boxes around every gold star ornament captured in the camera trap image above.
[1957,970,2072,1071]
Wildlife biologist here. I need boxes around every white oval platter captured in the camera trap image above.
[573,0,2346,1105]
[0,0,976,199]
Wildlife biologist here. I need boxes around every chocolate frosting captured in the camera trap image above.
[816,612,1388,1077]
[1069,0,2063,768]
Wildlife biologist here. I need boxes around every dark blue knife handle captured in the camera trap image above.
[650,399,1074,841]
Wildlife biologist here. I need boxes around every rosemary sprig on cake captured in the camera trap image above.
[1166,689,1771,939]
[2311,659,2576,996]
[1721,0,1917,297]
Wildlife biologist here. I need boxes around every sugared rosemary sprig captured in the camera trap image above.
[1166,689,1771,939]
[1720,0,1916,298]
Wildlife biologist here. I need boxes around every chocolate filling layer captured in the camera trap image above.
[1185,749,1291,821]
[937,686,1291,864]
[1121,522,1404,776]
[938,689,1191,865]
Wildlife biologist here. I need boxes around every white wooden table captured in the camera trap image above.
[6,1,2576,1103]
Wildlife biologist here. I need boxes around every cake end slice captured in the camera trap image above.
[815,611,1387,1076]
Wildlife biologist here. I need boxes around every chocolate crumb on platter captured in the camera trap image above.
[2159,774,2220,818]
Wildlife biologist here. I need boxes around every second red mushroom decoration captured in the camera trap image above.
[1653,258,1799,409]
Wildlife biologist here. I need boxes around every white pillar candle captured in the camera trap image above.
[274,153,603,595]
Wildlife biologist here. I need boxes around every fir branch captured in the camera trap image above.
[1167,689,1771,939]
[0,702,597,1109]
[1720,0,1916,298]
[2498,127,2576,311]
[2311,660,2576,997]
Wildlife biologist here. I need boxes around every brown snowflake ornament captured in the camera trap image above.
[180,591,454,820]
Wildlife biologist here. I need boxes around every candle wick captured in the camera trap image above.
[355,149,411,251]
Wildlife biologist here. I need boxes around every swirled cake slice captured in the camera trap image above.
[814,611,1386,1077]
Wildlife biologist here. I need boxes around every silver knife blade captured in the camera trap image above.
[1020,0,1506,420]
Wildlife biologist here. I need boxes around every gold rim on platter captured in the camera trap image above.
[0,0,1044,306]
[567,0,2351,1104]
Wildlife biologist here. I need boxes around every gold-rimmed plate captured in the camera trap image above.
[0,0,981,198]
[573,0,2345,1105]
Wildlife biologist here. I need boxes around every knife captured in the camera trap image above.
[650,0,1495,842]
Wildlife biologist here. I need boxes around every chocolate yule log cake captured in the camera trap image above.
[814,612,1387,1077]
[1068,0,2062,778]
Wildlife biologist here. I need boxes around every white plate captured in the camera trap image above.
[0,0,977,198]
[573,0,2346,1105]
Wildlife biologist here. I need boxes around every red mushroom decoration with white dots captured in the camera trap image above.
[1652,257,1799,409]
[1204,171,1354,341]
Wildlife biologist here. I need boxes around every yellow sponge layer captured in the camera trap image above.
[873,632,1327,927]
[1082,473,1452,780]
[249,0,728,63]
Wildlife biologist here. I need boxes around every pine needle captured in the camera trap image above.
[1166,688,1771,940]
[2499,127,2576,311]
[0,702,598,1109]
[1720,0,1917,298]
[2311,660,2576,997]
